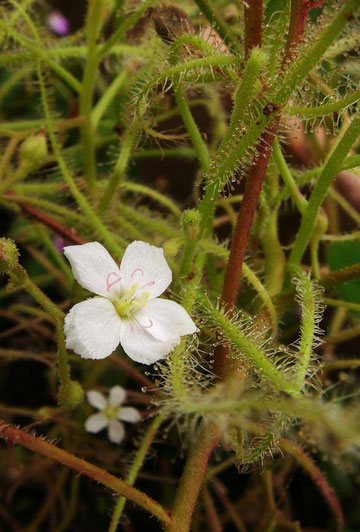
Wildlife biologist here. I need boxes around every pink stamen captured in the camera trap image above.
[106,272,121,292]
[141,319,153,329]
[139,280,155,291]
[130,268,144,281]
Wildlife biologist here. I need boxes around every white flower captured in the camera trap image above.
[85,386,140,444]
[63,241,197,364]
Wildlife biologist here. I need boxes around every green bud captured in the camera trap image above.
[38,406,55,420]
[58,380,84,409]
[163,238,182,258]
[0,238,19,274]
[19,134,48,171]
[182,209,202,240]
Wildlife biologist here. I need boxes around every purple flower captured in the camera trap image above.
[54,237,68,254]
[47,11,70,37]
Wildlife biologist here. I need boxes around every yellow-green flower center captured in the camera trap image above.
[112,283,150,318]
[104,405,119,419]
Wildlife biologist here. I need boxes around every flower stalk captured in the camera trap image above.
[0,420,171,526]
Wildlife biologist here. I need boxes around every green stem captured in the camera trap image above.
[226,48,266,139]
[201,296,299,397]
[0,44,149,66]
[98,126,137,213]
[0,421,171,526]
[285,85,360,118]
[140,56,241,98]
[199,241,277,329]
[174,84,211,172]
[273,137,307,213]
[9,264,73,392]
[121,182,180,217]
[36,60,123,259]
[293,273,318,390]
[92,70,129,129]
[274,0,360,106]
[0,161,34,196]
[80,0,107,193]
[324,359,360,371]
[108,415,164,532]
[0,19,81,93]
[325,298,360,313]
[288,113,360,270]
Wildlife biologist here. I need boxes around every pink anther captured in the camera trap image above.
[130,268,144,281]
[139,280,155,291]
[141,319,153,329]
[106,272,121,292]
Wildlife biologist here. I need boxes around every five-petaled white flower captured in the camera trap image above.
[85,386,140,444]
[64,241,197,364]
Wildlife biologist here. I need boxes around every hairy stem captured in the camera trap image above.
[214,118,279,378]
[244,0,263,57]
[288,113,360,271]
[280,439,343,531]
[166,422,220,532]
[0,421,171,526]
[109,415,164,532]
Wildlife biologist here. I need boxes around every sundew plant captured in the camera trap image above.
[0,0,360,530]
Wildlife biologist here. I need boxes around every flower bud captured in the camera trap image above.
[19,134,48,171]
[182,209,202,240]
[0,238,19,274]
[38,406,56,420]
[163,238,181,258]
[58,380,84,409]
[151,4,194,44]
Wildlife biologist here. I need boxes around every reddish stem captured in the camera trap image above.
[284,0,325,62]
[214,118,279,378]
[0,420,171,526]
[244,0,263,58]
[203,486,222,532]
[109,354,154,390]
[319,262,360,290]
[166,423,220,532]
[5,191,86,245]
[280,438,344,531]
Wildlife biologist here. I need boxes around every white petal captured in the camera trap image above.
[85,413,108,433]
[107,419,125,444]
[64,242,122,298]
[120,320,180,365]
[87,390,107,410]
[64,297,122,360]
[109,386,126,407]
[119,241,172,299]
[118,407,141,423]
[136,298,198,342]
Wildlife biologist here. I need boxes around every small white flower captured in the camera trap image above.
[63,241,197,364]
[85,386,141,444]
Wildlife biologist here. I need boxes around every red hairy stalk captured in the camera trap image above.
[166,423,220,532]
[280,439,344,531]
[214,118,279,378]
[244,0,263,58]
[0,420,171,526]
[284,0,325,62]
[5,191,86,245]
